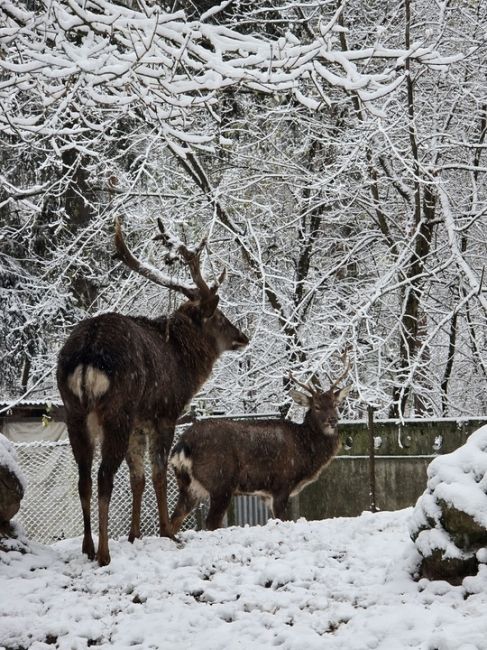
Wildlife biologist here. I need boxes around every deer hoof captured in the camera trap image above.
[96,551,111,567]
[82,537,95,560]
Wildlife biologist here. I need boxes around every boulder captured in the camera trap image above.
[419,549,479,585]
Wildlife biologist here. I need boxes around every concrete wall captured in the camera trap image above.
[293,417,487,520]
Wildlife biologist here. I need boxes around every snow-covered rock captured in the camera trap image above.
[409,424,487,583]
[0,433,28,553]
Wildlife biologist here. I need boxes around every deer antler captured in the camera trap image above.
[155,218,226,296]
[114,218,198,299]
[288,372,317,396]
[310,374,324,391]
[114,217,226,300]
[289,346,351,397]
[329,346,351,390]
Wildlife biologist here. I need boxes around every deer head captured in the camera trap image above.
[289,351,352,435]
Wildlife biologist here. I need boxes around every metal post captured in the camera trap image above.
[367,405,378,513]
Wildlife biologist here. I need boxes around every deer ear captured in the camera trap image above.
[290,389,311,407]
[334,385,352,405]
[199,293,220,320]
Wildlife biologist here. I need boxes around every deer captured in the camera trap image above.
[169,357,352,533]
[56,218,249,566]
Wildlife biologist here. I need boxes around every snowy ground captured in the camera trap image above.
[1,509,487,650]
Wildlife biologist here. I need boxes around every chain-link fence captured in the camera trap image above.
[11,414,278,544]
[13,436,198,544]
[12,438,270,544]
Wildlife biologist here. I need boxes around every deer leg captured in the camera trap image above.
[68,417,95,560]
[79,456,95,559]
[271,493,290,520]
[170,470,197,534]
[97,423,130,567]
[126,428,147,543]
[149,422,176,540]
[205,491,232,531]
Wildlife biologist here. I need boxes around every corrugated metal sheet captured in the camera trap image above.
[233,495,270,527]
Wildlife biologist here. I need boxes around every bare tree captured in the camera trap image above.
[1,0,485,422]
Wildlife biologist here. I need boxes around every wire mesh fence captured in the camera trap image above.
[10,413,284,544]
[13,435,198,544]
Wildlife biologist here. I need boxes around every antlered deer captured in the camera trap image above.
[170,361,351,532]
[57,219,249,565]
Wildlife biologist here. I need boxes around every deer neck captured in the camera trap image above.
[166,313,220,379]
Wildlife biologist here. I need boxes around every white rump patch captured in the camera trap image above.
[85,365,110,399]
[67,365,83,399]
[67,364,109,402]
[170,450,209,500]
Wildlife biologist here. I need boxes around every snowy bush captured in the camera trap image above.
[409,425,487,583]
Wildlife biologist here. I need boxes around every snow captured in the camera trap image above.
[2,509,487,649]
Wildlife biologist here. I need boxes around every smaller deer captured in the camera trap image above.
[170,359,351,532]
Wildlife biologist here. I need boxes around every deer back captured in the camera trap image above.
[173,413,339,497]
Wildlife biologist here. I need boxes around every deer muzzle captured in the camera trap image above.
[231,333,250,350]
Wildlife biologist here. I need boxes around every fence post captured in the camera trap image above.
[367,405,378,513]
